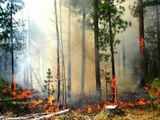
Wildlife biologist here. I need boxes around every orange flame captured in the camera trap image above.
[139,37,145,55]
[15,89,32,100]
[136,98,149,106]
[111,75,117,103]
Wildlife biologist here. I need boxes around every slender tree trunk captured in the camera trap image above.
[139,0,145,55]
[94,0,101,100]
[108,0,117,103]
[59,0,67,106]
[67,1,72,102]
[156,0,160,78]
[139,0,145,86]
[80,10,86,98]
[11,0,16,97]
[122,41,126,82]
[54,0,61,102]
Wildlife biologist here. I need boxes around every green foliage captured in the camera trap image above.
[0,0,24,52]
[66,0,128,62]
[0,76,11,100]
[147,78,160,99]
[42,68,55,96]
[0,76,5,93]
[98,0,128,62]
[151,78,160,89]
[94,111,109,120]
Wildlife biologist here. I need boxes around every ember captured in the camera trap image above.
[15,89,32,100]
[136,98,148,105]
[111,76,117,104]
[139,37,145,55]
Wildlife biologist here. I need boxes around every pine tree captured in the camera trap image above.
[0,0,24,97]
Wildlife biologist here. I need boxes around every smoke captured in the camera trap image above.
[0,0,143,102]
[115,0,141,94]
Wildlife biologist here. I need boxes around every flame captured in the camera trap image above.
[14,89,32,100]
[47,95,55,105]
[111,75,117,103]
[11,77,17,99]
[28,99,43,109]
[136,98,149,106]
[139,37,145,55]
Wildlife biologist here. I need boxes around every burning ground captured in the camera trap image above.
[1,73,160,119]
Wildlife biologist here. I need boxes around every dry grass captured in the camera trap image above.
[55,108,160,120]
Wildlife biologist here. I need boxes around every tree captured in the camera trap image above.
[67,0,72,102]
[155,0,160,78]
[59,0,67,106]
[131,0,160,83]
[98,0,128,102]
[54,0,61,102]
[65,0,127,101]
[43,68,55,98]
[0,0,24,96]
[98,0,128,62]
[0,0,24,56]
[68,0,92,99]
[93,0,101,100]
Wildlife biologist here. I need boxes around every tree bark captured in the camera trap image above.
[54,0,61,102]
[94,0,101,100]
[67,1,72,101]
[11,0,16,97]
[80,10,86,98]
[139,0,146,86]
[108,0,117,103]
[156,0,160,78]
[59,0,67,106]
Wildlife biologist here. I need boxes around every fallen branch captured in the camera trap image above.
[7,116,32,120]
[32,109,70,120]
[4,109,69,120]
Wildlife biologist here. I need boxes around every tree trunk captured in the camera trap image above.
[67,1,72,102]
[108,0,117,103]
[80,10,86,98]
[139,0,146,86]
[59,0,67,106]
[94,0,101,100]
[156,0,160,78]
[10,0,16,98]
[54,0,61,102]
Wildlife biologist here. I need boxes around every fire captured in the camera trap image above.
[47,95,55,105]
[75,104,102,113]
[44,102,59,113]
[111,75,117,103]
[14,89,32,100]
[11,79,16,98]
[118,101,134,108]
[139,37,145,55]
[75,97,157,113]
[28,99,43,109]
[136,98,150,106]
[87,105,92,113]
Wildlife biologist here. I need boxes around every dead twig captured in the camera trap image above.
[32,109,70,120]
[3,109,70,120]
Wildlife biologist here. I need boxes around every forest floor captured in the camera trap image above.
[54,108,160,120]
[1,107,160,120]
[1,79,160,119]
[1,100,160,120]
